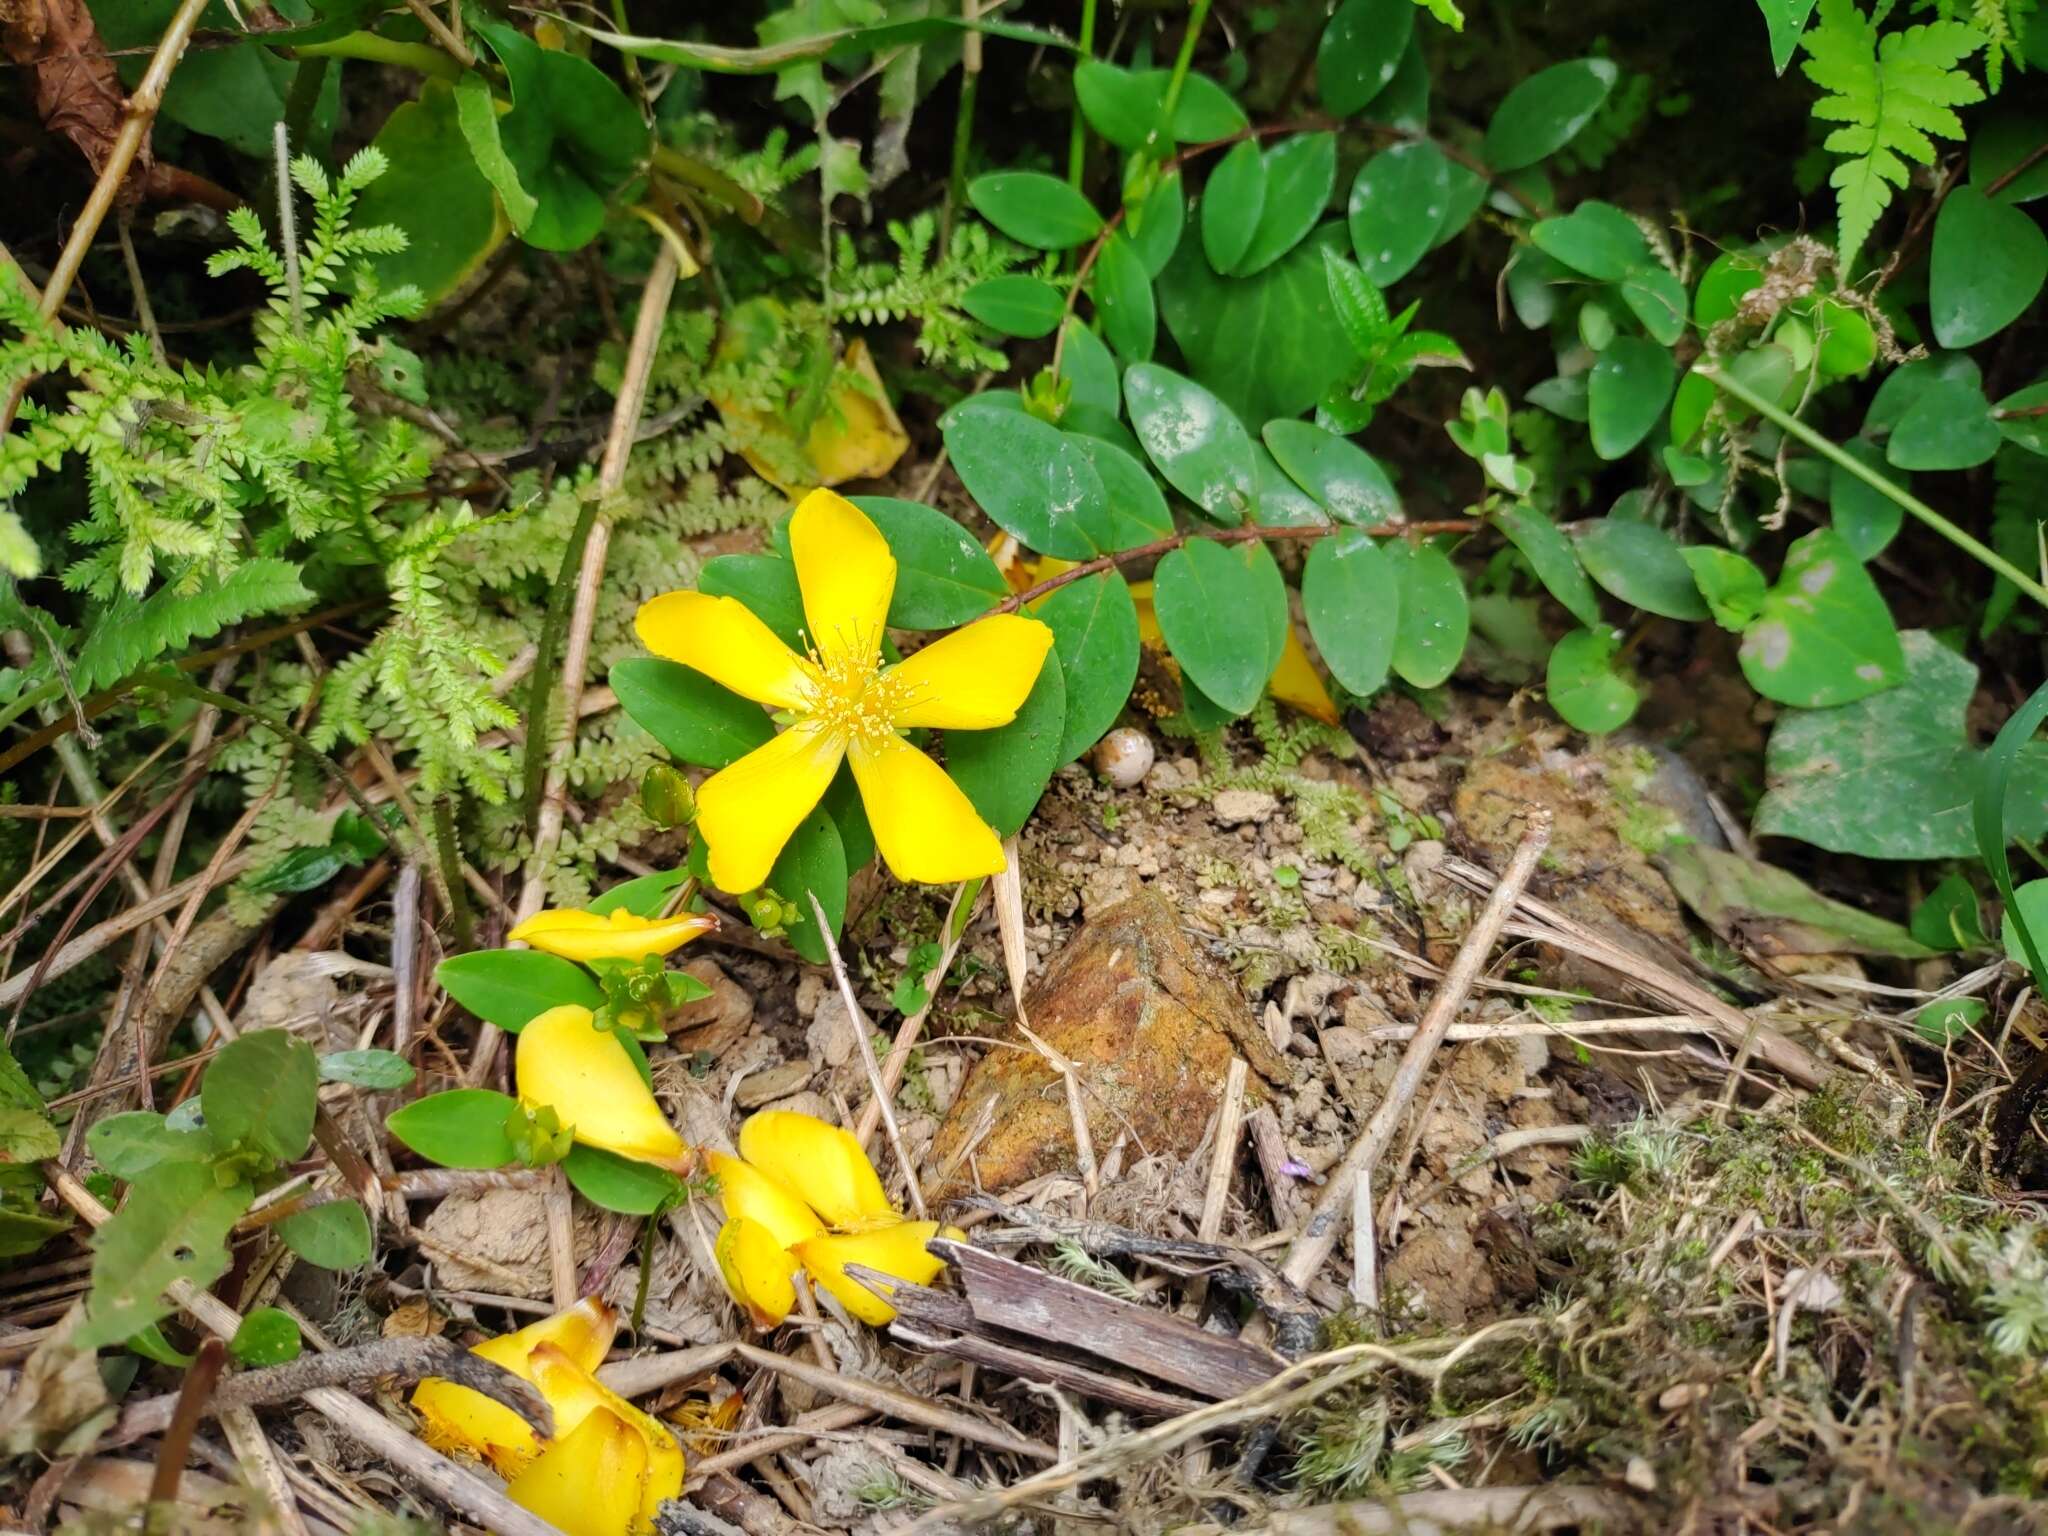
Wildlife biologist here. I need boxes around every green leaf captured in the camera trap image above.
[1910,872,1988,951]
[1977,675,2048,983]
[1545,626,1640,734]
[1128,168,1186,277]
[1758,630,2048,858]
[1694,247,1770,326]
[276,1200,372,1269]
[245,846,349,897]
[127,1321,195,1368]
[1831,438,1904,557]
[1915,996,1987,1045]
[611,658,775,770]
[318,1050,415,1090]
[851,497,1007,629]
[1124,364,1257,524]
[1528,201,1647,281]
[1066,436,1176,549]
[352,81,502,303]
[386,1089,521,1169]
[1153,540,1283,715]
[1091,230,1156,361]
[1233,135,1338,277]
[1323,245,1390,356]
[1663,844,1935,958]
[1619,264,1688,346]
[1059,319,1122,415]
[2005,881,2048,978]
[1806,297,1878,377]
[436,950,604,1032]
[1384,540,1469,688]
[1032,573,1140,765]
[472,20,647,252]
[961,275,1065,338]
[1253,442,1332,527]
[453,71,540,230]
[576,12,1071,73]
[967,172,1103,250]
[1994,381,2048,457]
[1495,505,1602,628]
[231,1307,302,1366]
[563,1144,682,1215]
[1482,58,1618,171]
[1738,530,1903,707]
[588,867,692,918]
[202,1031,318,1167]
[1798,0,1985,267]
[949,646,1066,836]
[1202,140,1267,274]
[1887,376,2001,470]
[75,1163,252,1350]
[941,395,1110,559]
[1317,0,1416,115]
[1262,421,1400,527]
[1574,518,1711,620]
[768,810,846,965]
[1072,60,1246,150]
[1588,337,1676,458]
[1347,141,1451,287]
[1684,546,1771,630]
[1302,531,1400,695]
[86,1112,211,1182]
[1757,0,1818,72]
[1866,352,1980,434]
[1157,225,1351,425]
[1929,186,2048,349]
[73,559,311,696]
[0,1104,58,1162]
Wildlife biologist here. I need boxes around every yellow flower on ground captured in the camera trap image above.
[508,906,717,964]
[411,1297,619,1475]
[635,490,1054,893]
[707,1109,962,1328]
[515,1005,691,1172]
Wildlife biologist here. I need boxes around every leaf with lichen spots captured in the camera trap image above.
[1737,530,1903,707]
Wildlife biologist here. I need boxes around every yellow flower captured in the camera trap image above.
[506,1344,684,1536]
[508,906,717,964]
[412,1297,619,1475]
[635,490,1054,893]
[707,1109,962,1328]
[515,1005,691,1172]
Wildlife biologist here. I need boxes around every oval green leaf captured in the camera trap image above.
[1202,139,1267,275]
[1546,626,1640,734]
[563,1144,682,1215]
[1347,140,1451,287]
[1124,364,1257,524]
[611,657,774,769]
[386,1089,520,1169]
[1302,531,1400,695]
[1385,541,1469,688]
[202,1031,318,1166]
[275,1200,372,1269]
[1092,229,1157,362]
[1073,60,1247,150]
[1830,439,1903,559]
[1929,186,2048,350]
[948,646,1066,835]
[968,171,1103,249]
[851,496,1007,629]
[1588,336,1677,459]
[1153,539,1283,715]
[1316,0,1416,116]
[1261,420,1400,527]
[1574,518,1710,620]
[1234,134,1338,277]
[1738,529,1905,708]
[941,395,1111,558]
[1482,58,1618,172]
[1495,504,1601,628]
[1033,572,1140,764]
[1066,434,1174,549]
[436,949,604,1033]
[961,275,1065,338]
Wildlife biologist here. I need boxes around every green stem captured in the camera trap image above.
[1066,0,1098,188]
[945,23,982,242]
[431,796,475,949]
[647,145,814,264]
[522,495,600,841]
[1150,0,1213,160]
[282,56,330,151]
[294,33,462,80]
[1701,366,2048,613]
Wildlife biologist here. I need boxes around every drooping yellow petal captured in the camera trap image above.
[705,1151,825,1248]
[736,1110,895,1231]
[885,616,1055,730]
[515,1005,688,1171]
[1268,621,1341,725]
[519,1344,686,1525]
[509,907,718,965]
[695,721,845,894]
[508,1408,648,1536]
[1128,581,1164,650]
[846,732,1006,886]
[411,1298,619,1475]
[794,1220,961,1327]
[714,1214,800,1329]
[789,489,895,670]
[635,591,815,710]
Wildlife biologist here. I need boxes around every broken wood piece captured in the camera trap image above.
[934,1238,1282,1399]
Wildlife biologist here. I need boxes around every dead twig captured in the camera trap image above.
[148,1336,226,1504]
[810,890,925,1217]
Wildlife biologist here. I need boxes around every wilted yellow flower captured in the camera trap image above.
[515,1005,690,1172]
[508,906,717,964]
[707,1110,959,1328]
[412,1297,619,1474]
[505,1344,684,1536]
[635,490,1054,893]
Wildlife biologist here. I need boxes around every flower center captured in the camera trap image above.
[801,637,918,749]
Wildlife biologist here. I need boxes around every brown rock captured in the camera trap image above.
[666,958,753,1056]
[925,888,1291,1202]
[734,1060,812,1108]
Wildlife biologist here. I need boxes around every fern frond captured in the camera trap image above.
[72,559,312,694]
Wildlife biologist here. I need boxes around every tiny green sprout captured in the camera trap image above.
[504,1102,574,1168]
[1274,864,1301,888]
[1022,366,1073,424]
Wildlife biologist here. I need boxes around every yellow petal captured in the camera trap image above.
[846,732,1006,885]
[794,1220,961,1327]
[523,1346,687,1525]
[411,1298,619,1474]
[736,1109,895,1230]
[885,616,1055,730]
[508,1407,648,1536]
[515,1005,688,1170]
[1128,581,1165,650]
[635,591,815,710]
[1268,621,1341,725]
[695,721,845,894]
[789,488,894,670]
[508,907,717,964]
[705,1150,825,1248]
[714,1214,800,1329]
[802,339,911,486]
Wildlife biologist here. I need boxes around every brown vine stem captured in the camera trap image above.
[991,518,1480,614]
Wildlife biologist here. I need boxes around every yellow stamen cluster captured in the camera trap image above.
[799,630,924,749]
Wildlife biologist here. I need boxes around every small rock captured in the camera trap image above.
[807,995,860,1068]
[1091,726,1156,787]
[1212,788,1278,826]
[666,958,753,1055]
[794,972,827,1020]
[734,1060,811,1108]
[1262,1001,1292,1055]
[1626,1456,1658,1493]
[1145,755,1193,792]
[1658,1382,1709,1410]
[419,1187,598,1298]
[1320,1024,1372,1070]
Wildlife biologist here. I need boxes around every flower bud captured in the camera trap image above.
[640,764,697,827]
